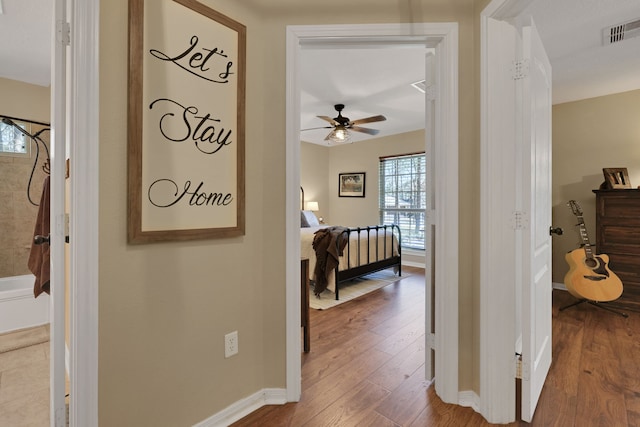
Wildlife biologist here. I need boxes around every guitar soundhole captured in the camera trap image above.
[585,258,597,269]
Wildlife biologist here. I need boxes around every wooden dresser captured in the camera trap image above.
[593,189,640,308]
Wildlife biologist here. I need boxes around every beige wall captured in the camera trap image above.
[0,78,50,278]
[327,130,425,227]
[551,89,640,283]
[99,1,479,425]
[300,142,330,222]
[301,130,425,226]
[0,78,50,123]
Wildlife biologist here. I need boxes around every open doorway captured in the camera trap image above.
[285,23,460,406]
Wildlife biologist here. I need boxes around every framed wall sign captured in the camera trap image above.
[128,0,246,243]
[338,172,366,197]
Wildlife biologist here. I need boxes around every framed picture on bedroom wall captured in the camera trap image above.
[338,172,366,197]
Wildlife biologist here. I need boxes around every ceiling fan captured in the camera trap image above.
[302,104,386,143]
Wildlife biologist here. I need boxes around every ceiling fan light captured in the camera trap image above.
[329,127,350,144]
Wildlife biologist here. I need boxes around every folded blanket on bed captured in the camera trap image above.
[312,226,348,296]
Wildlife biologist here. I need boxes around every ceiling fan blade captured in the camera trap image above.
[316,115,339,126]
[323,130,335,141]
[301,126,332,131]
[349,114,386,126]
[350,126,380,136]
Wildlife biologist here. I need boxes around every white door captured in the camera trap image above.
[424,51,435,382]
[50,0,68,425]
[518,22,552,423]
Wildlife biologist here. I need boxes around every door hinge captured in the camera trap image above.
[64,213,70,243]
[512,59,529,80]
[511,211,528,230]
[426,333,435,350]
[520,359,530,381]
[56,20,71,46]
[515,353,523,379]
[425,84,438,101]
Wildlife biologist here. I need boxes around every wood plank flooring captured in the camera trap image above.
[232,266,640,426]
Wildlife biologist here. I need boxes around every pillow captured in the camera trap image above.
[300,210,320,227]
[300,211,310,228]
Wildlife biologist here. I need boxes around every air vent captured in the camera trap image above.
[411,80,426,93]
[603,18,640,45]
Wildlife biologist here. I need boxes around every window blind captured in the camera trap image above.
[379,152,426,250]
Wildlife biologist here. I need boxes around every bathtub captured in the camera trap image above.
[0,275,50,334]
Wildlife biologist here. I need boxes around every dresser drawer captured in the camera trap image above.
[598,225,640,252]
[593,189,640,306]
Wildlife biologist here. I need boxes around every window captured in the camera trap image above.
[379,152,426,250]
[0,120,30,157]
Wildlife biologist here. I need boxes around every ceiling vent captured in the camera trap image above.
[603,18,640,45]
[411,80,426,93]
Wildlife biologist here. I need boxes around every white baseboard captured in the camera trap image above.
[402,260,426,268]
[458,390,481,413]
[193,388,287,427]
[552,281,567,291]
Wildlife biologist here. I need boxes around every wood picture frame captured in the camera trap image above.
[603,168,631,189]
[338,172,366,197]
[128,0,246,243]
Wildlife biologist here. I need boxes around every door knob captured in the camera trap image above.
[549,227,563,236]
[34,234,50,245]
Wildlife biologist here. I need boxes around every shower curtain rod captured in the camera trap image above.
[0,114,50,127]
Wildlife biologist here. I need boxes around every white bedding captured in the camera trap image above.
[300,225,399,294]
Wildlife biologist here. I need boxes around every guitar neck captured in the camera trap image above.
[576,215,594,259]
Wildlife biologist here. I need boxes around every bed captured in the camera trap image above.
[300,210,402,300]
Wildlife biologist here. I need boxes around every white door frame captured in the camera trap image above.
[54,0,100,425]
[50,0,68,424]
[479,0,540,423]
[285,23,459,405]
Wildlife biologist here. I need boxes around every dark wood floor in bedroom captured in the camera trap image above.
[231,266,640,426]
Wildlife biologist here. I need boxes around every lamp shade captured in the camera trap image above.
[328,126,350,144]
[306,201,319,211]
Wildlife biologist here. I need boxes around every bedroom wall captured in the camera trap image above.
[300,141,330,223]
[551,89,640,284]
[301,130,427,266]
[328,130,427,266]
[99,1,480,425]
[327,129,425,226]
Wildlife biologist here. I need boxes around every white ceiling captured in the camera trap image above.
[0,0,52,87]
[523,0,640,105]
[1,0,640,145]
[300,43,430,146]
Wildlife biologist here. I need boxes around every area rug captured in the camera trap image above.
[310,269,409,310]
[0,324,50,354]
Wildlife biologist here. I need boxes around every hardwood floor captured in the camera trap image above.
[232,267,640,426]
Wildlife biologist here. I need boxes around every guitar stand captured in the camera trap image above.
[560,299,628,318]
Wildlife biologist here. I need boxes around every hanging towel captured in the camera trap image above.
[28,176,51,297]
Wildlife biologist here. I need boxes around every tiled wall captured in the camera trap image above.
[0,127,50,278]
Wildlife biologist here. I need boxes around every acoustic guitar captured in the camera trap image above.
[563,200,623,302]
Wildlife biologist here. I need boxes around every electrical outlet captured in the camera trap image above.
[225,331,238,358]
